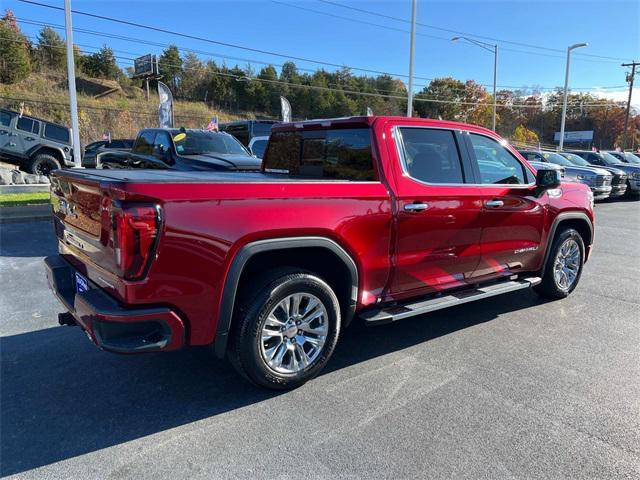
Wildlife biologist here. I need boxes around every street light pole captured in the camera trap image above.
[406,0,417,118]
[559,42,588,151]
[63,0,81,168]
[451,36,498,131]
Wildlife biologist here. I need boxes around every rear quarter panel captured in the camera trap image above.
[116,181,393,345]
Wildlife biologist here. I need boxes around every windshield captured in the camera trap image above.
[600,152,623,166]
[560,152,591,166]
[175,131,249,156]
[542,152,573,167]
[623,152,640,164]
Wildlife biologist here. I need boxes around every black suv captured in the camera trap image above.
[0,108,73,175]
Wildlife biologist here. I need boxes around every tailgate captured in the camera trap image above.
[50,170,162,284]
[50,172,118,275]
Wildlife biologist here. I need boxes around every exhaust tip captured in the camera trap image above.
[58,312,76,327]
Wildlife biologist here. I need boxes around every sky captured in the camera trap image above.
[5,0,640,107]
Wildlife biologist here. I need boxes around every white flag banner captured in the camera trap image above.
[366,106,373,116]
[280,96,292,123]
[158,81,174,128]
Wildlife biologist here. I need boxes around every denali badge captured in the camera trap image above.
[514,246,538,254]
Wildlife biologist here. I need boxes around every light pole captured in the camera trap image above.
[559,42,588,151]
[452,36,498,131]
[406,0,417,117]
[64,0,81,168]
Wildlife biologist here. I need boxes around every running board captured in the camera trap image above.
[360,277,542,325]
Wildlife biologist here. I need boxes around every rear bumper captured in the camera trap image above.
[44,255,185,353]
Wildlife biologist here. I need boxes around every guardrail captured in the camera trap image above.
[0,184,51,194]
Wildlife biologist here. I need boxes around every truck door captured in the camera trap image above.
[14,116,41,156]
[387,125,484,300]
[464,132,546,280]
[0,110,23,158]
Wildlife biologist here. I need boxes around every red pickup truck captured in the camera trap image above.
[45,116,595,389]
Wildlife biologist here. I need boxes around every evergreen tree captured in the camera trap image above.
[37,26,66,70]
[0,10,32,84]
[83,46,120,79]
[158,45,182,92]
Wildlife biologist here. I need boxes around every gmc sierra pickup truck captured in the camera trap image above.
[45,116,595,390]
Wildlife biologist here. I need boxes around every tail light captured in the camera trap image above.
[111,203,161,280]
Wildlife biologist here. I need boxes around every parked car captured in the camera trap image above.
[83,139,134,168]
[220,120,277,147]
[519,150,612,200]
[604,151,639,164]
[0,108,73,175]
[98,128,261,171]
[248,135,269,159]
[44,116,594,390]
[563,151,629,198]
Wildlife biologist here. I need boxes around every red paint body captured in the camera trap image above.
[47,116,594,352]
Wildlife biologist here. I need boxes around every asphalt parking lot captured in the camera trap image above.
[1,198,639,480]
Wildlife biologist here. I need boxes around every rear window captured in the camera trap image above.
[251,122,274,137]
[44,123,70,143]
[264,128,375,181]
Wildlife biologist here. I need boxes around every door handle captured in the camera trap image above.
[25,137,35,141]
[485,199,504,208]
[8,142,16,147]
[404,202,429,212]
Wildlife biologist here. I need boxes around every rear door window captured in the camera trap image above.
[398,127,466,184]
[264,128,375,180]
[16,117,40,134]
[43,123,70,143]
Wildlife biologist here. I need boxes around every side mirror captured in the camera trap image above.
[535,168,561,194]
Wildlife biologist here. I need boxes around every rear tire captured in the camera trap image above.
[228,268,341,390]
[534,228,585,299]
[27,153,61,176]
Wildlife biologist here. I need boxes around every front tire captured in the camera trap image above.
[27,153,61,176]
[228,269,341,390]
[535,228,585,299]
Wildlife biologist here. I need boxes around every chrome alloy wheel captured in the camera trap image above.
[259,293,328,374]
[553,238,581,291]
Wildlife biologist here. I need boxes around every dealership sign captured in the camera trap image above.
[553,130,594,143]
[134,54,159,78]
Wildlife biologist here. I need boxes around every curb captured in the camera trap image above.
[0,184,51,194]
[0,204,52,224]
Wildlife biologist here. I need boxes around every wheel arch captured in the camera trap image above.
[213,236,359,358]
[29,146,65,162]
[541,212,593,276]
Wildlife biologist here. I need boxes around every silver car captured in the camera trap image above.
[519,150,612,200]
[603,151,640,194]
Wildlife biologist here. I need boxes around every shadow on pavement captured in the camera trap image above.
[1,288,546,476]
[0,220,57,258]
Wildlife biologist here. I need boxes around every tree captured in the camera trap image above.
[414,77,466,120]
[82,46,120,79]
[180,52,206,100]
[37,26,66,70]
[512,125,539,144]
[0,10,31,83]
[159,45,182,92]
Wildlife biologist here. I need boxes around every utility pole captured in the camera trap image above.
[559,43,588,151]
[64,0,82,168]
[621,61,638,150]
[406,0,417,117]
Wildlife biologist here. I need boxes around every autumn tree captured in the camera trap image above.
[512,125,540,144]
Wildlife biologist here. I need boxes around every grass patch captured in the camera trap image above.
[0,192,51,207]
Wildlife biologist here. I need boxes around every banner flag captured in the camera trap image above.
[280,96,292,123]
[158,81,174,128]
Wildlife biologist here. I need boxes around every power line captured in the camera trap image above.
[273,0,622,66]
[317,0,635,63]
[16,0,439,82]
[16,17,629,94]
